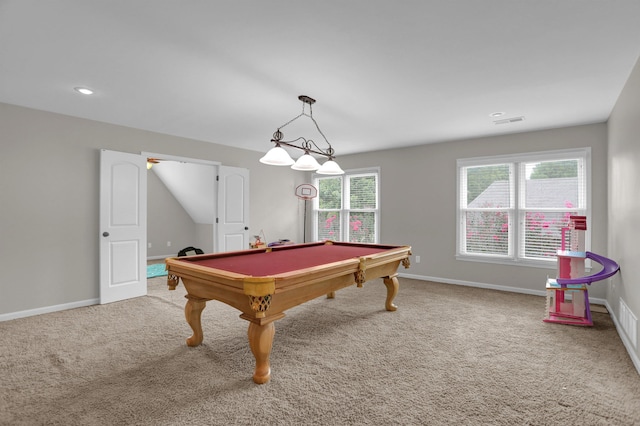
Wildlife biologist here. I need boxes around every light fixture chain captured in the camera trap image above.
[276,96,314,131]
[309,115,332,153]
[276,112,304,133]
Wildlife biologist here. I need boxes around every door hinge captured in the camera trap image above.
[216,218,219,224]
[216,175,219,181]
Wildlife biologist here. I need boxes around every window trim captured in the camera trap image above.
[312,167,381,243]
[456,148,591,269]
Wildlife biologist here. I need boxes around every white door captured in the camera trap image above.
[217,166,250,252]
[99,149,147,304]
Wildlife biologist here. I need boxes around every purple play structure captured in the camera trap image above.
[544,216,620,326]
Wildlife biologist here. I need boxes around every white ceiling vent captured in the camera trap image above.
[494,116,525,125]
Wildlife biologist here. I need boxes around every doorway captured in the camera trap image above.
[146,156,218,258]
[100,150,249,304]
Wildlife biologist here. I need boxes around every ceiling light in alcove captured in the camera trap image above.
[147,158,160,169]
[74,87,94,95]
[489,112,505,118]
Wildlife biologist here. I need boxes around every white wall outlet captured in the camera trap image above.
[167,241,171,247]
[148,242,152,249]
[415,255,421,263]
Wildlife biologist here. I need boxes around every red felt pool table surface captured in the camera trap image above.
[177,242,393,276]
[165,241,411,384]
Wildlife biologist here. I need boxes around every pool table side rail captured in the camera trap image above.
[170,241,408,265]
[165,244,411,293]
[165,244,410,317]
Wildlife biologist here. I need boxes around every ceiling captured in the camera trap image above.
[1,1,639,157]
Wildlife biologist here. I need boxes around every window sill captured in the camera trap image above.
[455,254,558,270]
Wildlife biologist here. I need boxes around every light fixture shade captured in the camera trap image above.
[259,146,295,166]
[317,159,345,175]
[291,153,321,171]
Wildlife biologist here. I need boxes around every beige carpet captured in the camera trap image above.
[1,277,639,425]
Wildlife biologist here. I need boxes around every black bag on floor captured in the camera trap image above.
[178,246,204,256]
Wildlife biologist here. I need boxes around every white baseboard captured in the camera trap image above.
[147,255,173,260]
[604,299,640,375]
[399,272,607,305]
[3,273,638,377]
[0,298,99,322]
[399,272,638,376]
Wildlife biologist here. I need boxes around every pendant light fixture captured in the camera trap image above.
[259,95,344,175]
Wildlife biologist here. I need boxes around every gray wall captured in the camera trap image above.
[0,102,305,316]
[194,224,214,256]
[1,87,636,369]
[147,168,198,258]
[608,56,640,364]
[335,123,609,298]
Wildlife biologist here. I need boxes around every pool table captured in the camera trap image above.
[165,241,411,384]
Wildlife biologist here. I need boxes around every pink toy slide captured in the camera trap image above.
[545,251,620,326]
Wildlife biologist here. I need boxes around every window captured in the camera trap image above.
[457,148,590,267]
[313,168,379,243]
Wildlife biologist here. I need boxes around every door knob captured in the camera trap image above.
[244,227,249,230]
[102,232,110,237]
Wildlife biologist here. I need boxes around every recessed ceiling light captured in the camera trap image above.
[74,87,94,95]
[489,112,505,118]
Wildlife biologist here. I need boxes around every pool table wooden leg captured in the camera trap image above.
[247,321,275,384]
[383,274,399,311]
[185,295,207,347]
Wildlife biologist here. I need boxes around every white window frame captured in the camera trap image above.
[312,167,380,243]
[456,148,591,268]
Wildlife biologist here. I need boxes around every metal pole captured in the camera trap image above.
[303,199,307,243]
